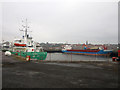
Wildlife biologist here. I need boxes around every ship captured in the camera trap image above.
[62,44,113,56]
[10,19,47,60]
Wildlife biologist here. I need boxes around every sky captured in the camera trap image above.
[1,0,118,44]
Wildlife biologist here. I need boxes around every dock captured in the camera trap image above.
[2,52,119,88]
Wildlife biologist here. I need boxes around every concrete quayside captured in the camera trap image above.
[2,52,120,88]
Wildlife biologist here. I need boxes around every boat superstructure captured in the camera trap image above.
[11,19,47,60]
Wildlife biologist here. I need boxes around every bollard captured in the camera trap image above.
[26,56,30,61]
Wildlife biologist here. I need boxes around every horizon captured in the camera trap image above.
[1,40,118,45]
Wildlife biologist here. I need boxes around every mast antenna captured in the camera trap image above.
[19,19,32,38]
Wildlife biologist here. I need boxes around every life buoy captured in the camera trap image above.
[14,43,26,46]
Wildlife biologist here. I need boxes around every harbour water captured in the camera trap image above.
[46,53,112,61]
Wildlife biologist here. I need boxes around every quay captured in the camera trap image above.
[2,52,119,88]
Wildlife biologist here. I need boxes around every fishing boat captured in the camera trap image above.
[62,44,113,56]
[10,19,47,60]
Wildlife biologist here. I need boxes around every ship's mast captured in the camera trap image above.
[25,19,28,38]
[24,19,27,46]
[20,19,29,38]
[22,19,28,38]
[20,19,29,45]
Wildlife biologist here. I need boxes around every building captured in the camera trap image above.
[2,41,11,51]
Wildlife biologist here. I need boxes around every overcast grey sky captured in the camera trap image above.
[1,0,118,44]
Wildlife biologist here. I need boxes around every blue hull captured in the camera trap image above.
[62,50,112,56]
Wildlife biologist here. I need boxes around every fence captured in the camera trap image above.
[45,53,112,63]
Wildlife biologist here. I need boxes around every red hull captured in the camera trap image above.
[14,43,26,46]
[67,49,100,52]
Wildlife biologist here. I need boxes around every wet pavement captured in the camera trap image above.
[2,52,119,88]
